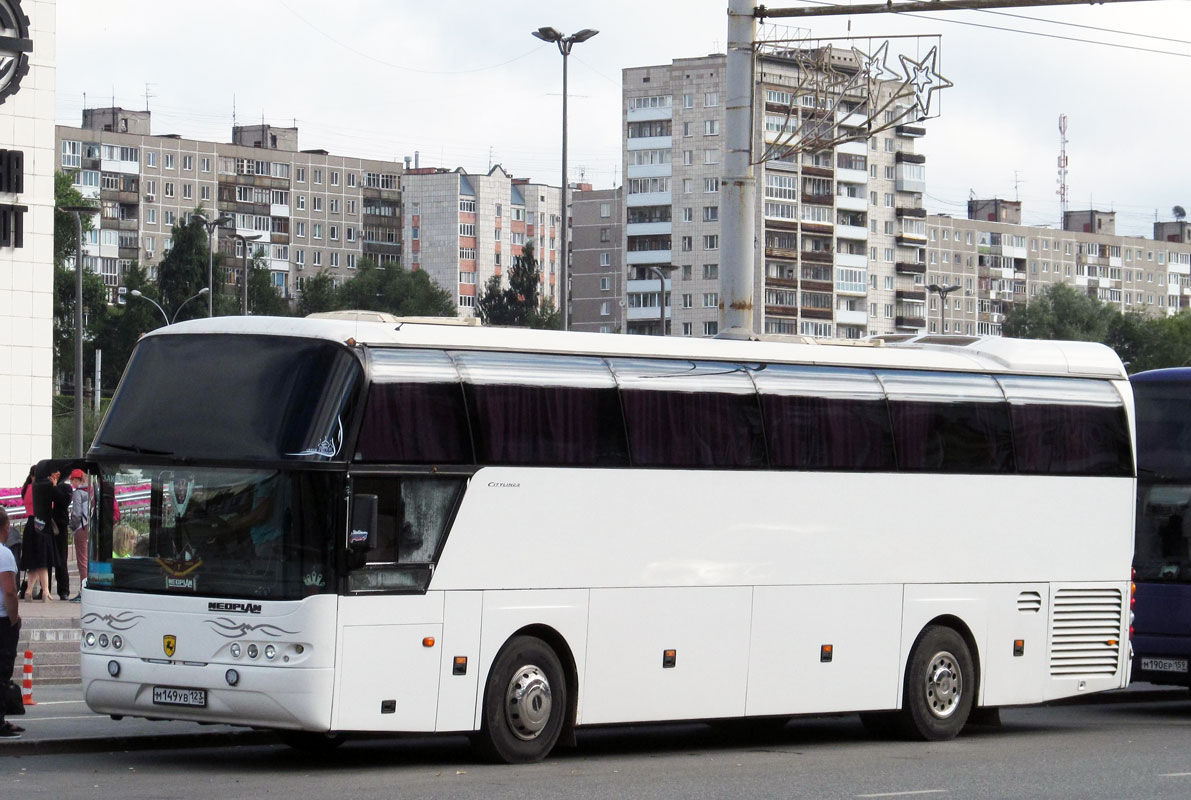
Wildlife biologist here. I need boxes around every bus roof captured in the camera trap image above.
[154,317,1128,379]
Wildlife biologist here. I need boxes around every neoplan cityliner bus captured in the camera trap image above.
[80,318,1135,762]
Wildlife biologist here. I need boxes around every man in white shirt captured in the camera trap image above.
[0,507,22,739]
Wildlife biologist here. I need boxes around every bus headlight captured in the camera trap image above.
[85,632,96,647]
[247,644,259,659]
[264,645,276,660]
[98,634,110,648]
[112,635,123,650]
[230,643,241,658]
[107,660,120,677]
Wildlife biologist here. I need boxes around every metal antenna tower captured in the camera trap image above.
[1056,113,1069,227]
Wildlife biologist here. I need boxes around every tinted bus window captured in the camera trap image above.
[95,334,361,462]
[357,349,472,464]
[754,365,895,470]
[454,352,628,467]
[878,371,1013,473]
[998,376,1132,476]
[610,359,766,468]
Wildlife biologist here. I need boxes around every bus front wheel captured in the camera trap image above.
[476,635,568,764]
[898,625,974,741]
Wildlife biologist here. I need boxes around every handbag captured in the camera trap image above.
[4,679,24,716]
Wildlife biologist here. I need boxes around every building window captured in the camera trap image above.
[314,197,323,212]
[599,202,610,218]
[703,235,718,251]
[600,252,610,266]
[703,292,719,308]
[600,277,611,291]
[703,263,718,279]
[703,321,719,336]
[704,178,719,193]
[704,119,720,136]
[164,153,175,169]
[600,301,611,316]
[703,206,718,222]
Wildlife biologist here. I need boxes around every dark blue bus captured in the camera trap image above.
[1132,368,1191,686]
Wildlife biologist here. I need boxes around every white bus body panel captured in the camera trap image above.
[747,584,904,716]
[436,590,483,732]
[81,591,338,730]
[333,593,444,731]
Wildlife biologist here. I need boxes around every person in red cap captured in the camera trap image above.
[67,469,90,602]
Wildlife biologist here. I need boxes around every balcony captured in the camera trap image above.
[896,124,926,138]
[802,307,833,320]
[896,315,926,329]
[802,193,833,206]
[626,191,671,208]
[765,275,798,289]
[627,304,672,322]
[896,289,926,302]
[625,221,672,237]
[835,224,868,241]
[627,105,673,122]
[835,168,868,185]
[626,248,672,265]
[836,193,867,212]
[765,304,798,317]
[765,246,798,260]
[801,279,833,293]
[835,309,868,325]
[626,135,672,152]
[896,261,926,275]
[801,249,833,264]
[895,206,927,218]
[802,165,833,179]
[895,152,926,165]
[836,252,867,269]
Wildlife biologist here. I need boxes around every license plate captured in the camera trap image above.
[1141,657,1189,673]
[152,686,207,707]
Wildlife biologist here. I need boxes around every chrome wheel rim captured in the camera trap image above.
[504,664,552,741]
[924,650,962,719]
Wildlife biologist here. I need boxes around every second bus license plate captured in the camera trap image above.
[1141,657,1189,673]
[152,686,208,707]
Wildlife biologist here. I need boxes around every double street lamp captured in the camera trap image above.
[531,25,598,332]
[190,212,234,316]
[646,265,674,335]
[927,282,963,334]
[130,287,209,326]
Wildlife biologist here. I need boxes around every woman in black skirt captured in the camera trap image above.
[19,466,52,602]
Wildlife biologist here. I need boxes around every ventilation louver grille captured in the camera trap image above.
[1049,588,1123,677]
[1018,591,1042,612]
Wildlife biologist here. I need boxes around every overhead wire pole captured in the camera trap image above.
[720,0,1157,338]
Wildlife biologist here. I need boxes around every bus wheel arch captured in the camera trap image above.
[898,616,980,741]
[475,626,577,763]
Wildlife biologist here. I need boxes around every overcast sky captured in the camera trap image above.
[56,0,1191,237]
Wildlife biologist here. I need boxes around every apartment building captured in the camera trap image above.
[400,166,562,318]
[570,186,624,333]
[56,109,403,302]
[622,48,927,339]
[924,202,1191,336]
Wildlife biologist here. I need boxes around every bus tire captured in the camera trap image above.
[277,730,346,753]
[476,635,568,764]
[898,625,974,741]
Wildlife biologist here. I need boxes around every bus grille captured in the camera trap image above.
[1049,588,1123,677]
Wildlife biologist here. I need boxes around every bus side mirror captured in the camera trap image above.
[348,493,378,568]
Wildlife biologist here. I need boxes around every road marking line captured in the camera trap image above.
[856,792,948,798]
[21,715,103,721]
[1159,773,1191,778]
[28,700,87,706]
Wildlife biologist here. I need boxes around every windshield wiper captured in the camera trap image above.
[95,441,174,456]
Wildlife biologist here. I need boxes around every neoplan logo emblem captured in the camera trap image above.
[0,0,30,106]
[163,635,177,657]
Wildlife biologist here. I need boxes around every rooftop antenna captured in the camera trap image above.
[1056,114,1069,227]
[232,94,237,130]
[1175,205,1187,221]
[1013,170,1022,202]
[144,82,155,113]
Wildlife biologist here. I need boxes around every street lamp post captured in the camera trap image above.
[58,204,96,458]
[531,25,598,332]
[130,287,209,325]
[646,265,673,335]
[927,282,963,334]
[191,212,234,316]
[232,232,264,315]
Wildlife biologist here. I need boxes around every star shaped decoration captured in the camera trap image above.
[898,46,953,119]
[852,41,894,83]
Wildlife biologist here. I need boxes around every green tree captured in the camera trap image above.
[476,242,560,329]
[1001,283,1117,342]
[335,257,455,317]
[247,249,292,316]
[155,215,211,323]
[93,262,161,389]
[295,270,338,316]
[52,171,100,382]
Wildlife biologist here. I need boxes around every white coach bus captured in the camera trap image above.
[80,317,1135,762]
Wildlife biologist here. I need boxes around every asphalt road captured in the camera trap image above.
[5,687,1191,799]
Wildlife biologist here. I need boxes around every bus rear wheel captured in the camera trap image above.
[898,625,974,741]
[476,635,568,764]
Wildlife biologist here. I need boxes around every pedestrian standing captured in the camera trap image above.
[17,466,33,598]
[0,507,23,739]
[49,469,72,601]
[67,469,90,602]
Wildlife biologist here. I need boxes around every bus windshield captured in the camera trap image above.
[1134,376,1191,582]
[93,333,362,463]
[91,465,340,600]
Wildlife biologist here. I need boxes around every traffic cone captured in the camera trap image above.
[21,650,35,705]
